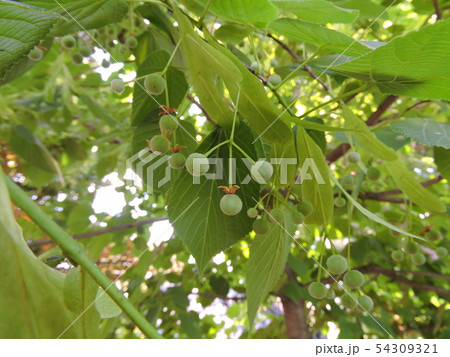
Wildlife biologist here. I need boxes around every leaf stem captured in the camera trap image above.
[204,139,230,156]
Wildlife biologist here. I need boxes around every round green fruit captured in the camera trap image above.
[292,211,305,225]
[326,289,336,300]
[247,207,258,218]
[268,74,282,87]
[126,36,138,49]
[61,35,76,49]
[334,196,346,208]
[367,167,381,181]
[79,45,92,57]
[159,115,179,132]
[168,153,185,169]
[436,247,448,258]
[268,207,284,224]
[348,152,361,163]
[425,229,441,242]
[343,270,364,289]
[144,73,166,95]
[220,194,243,216]
[326,255,348,275]
[250,160,273,184]
[341,174,355,187]
[341,293,357,309]
[101,59,110,68]
[110,79,125,94]
[298,200,313,217]
[411,252,426,266]
[358,295,374,312]
[250,61,263,72]
[185,153,209,176]
[149,135,170,155]
[308,282,327,300]
[403,241,419,255]
[253,218,270,235]
[118,44,129,54]
[72,52,83,65]
[28,47,43,61]
[391,250,404,262]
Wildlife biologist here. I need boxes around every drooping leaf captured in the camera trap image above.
[268,18,372,57]
[0,174,79,338]
[95,288,121,319]
[390,119,450,149]
[214,23,253,44]
[272,0,359,24]
[328,19,450,100]
[434,147,450,181]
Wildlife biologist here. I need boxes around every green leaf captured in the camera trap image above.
[434,147,450,181]
[268,18,372,57]
[328,19,450,100]
[79,95,116,126]
[67,202,93,235]
[247,222,290,326]
[390,119,450,149]
[167,286,189,309]
[95,288,122,319]
[0,2,59,79]
[23,0,129,36]
[296,126,334,225]
[195,0,277,28]
[385,159,446,213]
[341,104,398,161]
[214,23,253,44]
[132,49,188,126]
[178,311,202,338]
[167,125,260,272]
[335,0,387,20]
[272,0,359,24]
[0,173,79,338]
[63,267,100,338]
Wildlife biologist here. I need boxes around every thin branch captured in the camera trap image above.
[186,93,217,125]
[433,0,442,20]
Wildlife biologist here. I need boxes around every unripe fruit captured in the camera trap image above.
[341,174,355,187]
[348,152,361,163]
[79,45,91,57]
[268,207,284,224]
[326,289,336,300]
[298,200,313,217]
[326,255,348,275]
[149,135,170,155]
[110,79,125,94]
[61,35,76,49]
[334,196,346,207]
[250,61,262,72]
[341,293,357,309]
[106,40,115,49]
[343,270,364,289]
[270,59,279,67]
[101,59,110,68]
[72,52,83,65]
[367,167,381,181]
[391,250,404,262]
[411,252,426,266]
[308,282,327,300]
[28,47,43,61]
[268,74,282,87]
[358,295,374,312]
[144,73,166,95]
[403,241,419,255]
[185,153,209,176]
[118,43,129,54]
[292,211,305,225]
[436,247,448,258]
[425,229,441,242]
[247,207,258,218]
[159,115,179,132]
[253,218,270,235]
[168,153,185,169]
[126,36,138,49]
[250,160,273,184]
[220,194,243,216]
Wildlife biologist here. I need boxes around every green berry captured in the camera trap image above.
[28,47,43,61]
[436,247,448,258]
[61,35,76,49]
[343,270,364,289]
[348,152,361,163]
[110,79,125,94]
[367,167,381,181]
[326,255,348,275]
[118,43,129,54]
[292,211,305,225]
[391,250,404,262]
[126,36,138,49]
[159,115,179,132]
[268,207,284,224]
[341,174,355,187]
[425,229,441,242]
[326,289,336,300]
[411,252,426,266]
[270,59,279,67]
[250,160,273,184]
[220,194,243,216]
[341,293,357,309]
[253,218,270,235]
[149,135,170,155]
[250,61,262,72]
[168,153,185,169]
[308,282,327,300]
[268,74,282,87]
[334,196,346,207]
[72,52,83,65]
[185,153,209,176]
[79,45,91,57]
[144,73,166,95]
[358,295,374,312]
[297,200,313,217]
[101,59,110,68]
[403,241,419,255]
[106,40,115,49]
[247,207,258,218]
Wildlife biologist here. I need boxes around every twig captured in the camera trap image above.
[433,0,442,20]
[186,93,217,125]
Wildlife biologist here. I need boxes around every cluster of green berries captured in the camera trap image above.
[391,231,447,264]
[59,35,95,65]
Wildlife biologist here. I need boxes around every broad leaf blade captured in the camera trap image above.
[390,119,450,149]
[434,147,450,181]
